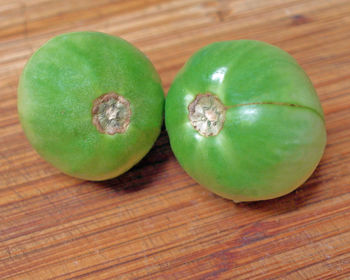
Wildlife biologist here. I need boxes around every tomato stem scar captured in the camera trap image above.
[92,93,131,135]
[188,93,226,137]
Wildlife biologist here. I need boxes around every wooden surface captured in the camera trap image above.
[1,0,350,279]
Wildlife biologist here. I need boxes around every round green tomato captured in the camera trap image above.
[165,40,326,202]
[18,31,164,181]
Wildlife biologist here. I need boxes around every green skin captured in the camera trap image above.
[18,32,164,181]
[165,40,326,202]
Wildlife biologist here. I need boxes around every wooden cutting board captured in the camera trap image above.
[1,0,350,279]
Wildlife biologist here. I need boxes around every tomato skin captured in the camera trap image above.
[18,32,164,181]
[165,40,326,202]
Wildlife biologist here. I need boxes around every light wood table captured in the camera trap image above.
[1,0,350,279]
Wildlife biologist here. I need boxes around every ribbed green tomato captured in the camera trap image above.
[18,32,164,181]
[165,40,326,202]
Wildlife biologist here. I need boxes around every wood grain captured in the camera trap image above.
[1,0,350,279]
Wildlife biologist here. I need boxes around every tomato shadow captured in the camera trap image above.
[92,126,172,193]
[233,163,325,215]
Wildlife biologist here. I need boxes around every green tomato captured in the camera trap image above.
[165,40,326,202]
[18,31,164,181]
